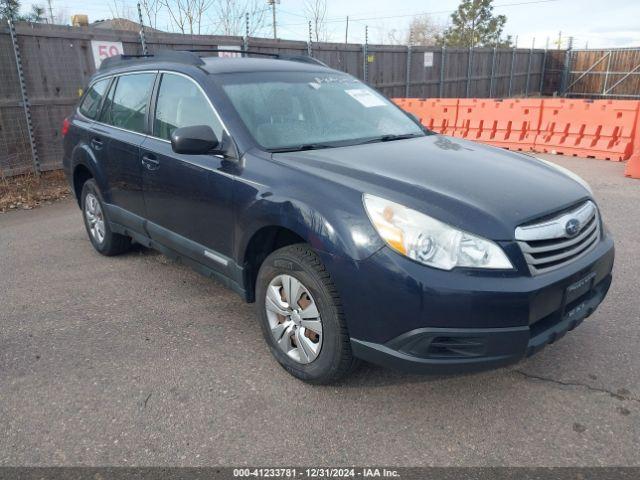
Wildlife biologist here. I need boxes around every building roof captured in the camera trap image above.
[89,18,161,33]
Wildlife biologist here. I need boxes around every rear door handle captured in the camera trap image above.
[141,154,160,171]
[90,138,103,150]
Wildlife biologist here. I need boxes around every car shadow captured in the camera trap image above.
[120,243,516,390]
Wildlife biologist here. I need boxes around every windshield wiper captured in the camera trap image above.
[355,133,424,145]
[268,143,336,153]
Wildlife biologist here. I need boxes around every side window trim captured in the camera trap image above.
[150,70,230,143]
[97,76,118,125]
[147,72,163,137]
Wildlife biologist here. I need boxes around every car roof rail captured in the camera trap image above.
[98,50,205,71]
[98,49,329,72]
[279,55,329,67]
[184,49,329,67]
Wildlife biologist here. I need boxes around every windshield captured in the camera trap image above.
[219,71,426,151]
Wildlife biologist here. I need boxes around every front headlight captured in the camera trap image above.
[363,194,513,271]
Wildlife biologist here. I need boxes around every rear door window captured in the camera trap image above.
[153,73,223,141]
[78,78,110,119]
[100,73,156,134]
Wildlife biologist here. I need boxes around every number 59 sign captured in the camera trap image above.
[91,40,124,69]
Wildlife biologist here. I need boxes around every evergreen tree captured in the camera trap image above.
[27,4,46,21]
[438,0,511,47]
[0,0,22,20]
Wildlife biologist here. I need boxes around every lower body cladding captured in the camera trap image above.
[322,233,615,374]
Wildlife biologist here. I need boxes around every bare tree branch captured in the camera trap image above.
[304,0,327,43]
[161,0,215,34]
[209,0,267,36]
[139,0,162,29]
[108,0,136,20]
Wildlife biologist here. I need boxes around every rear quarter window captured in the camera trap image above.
[78,78,110,119]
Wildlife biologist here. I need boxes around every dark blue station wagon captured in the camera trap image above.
[63,50,614,383]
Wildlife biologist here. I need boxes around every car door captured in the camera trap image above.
[94,71,156,223]
[140,71,235,273]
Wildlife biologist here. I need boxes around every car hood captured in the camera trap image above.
[272,135,591,240]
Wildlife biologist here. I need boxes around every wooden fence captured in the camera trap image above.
[2,22,562,176]
[564,48,640,98]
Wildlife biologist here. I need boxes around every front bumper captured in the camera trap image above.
[351,272,611,374]
[323,232,615,374]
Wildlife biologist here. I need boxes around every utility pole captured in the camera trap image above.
[308,21,313,56]
[267,0,277,39]
[556,31,562,49]
[345,16,349,44]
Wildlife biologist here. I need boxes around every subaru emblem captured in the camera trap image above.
[565,218,581,237]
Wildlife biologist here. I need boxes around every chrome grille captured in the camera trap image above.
[516,201,601,275]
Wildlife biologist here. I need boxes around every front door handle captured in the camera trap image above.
[90,138,103,150]
[141,154,160,171]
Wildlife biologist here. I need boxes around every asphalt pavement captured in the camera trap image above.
[1,154,639,466]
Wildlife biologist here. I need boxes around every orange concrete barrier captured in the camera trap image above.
[453,98,542,151]
[624,106,640,179]
[625,150,640,179]
[481,99,543,151]
[534,99,638,161]
[392,96,640,179]
[451,98,486,140]
[393,98,458,135]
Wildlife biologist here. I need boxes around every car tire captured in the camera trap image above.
[256,243,358,384]
[80,179,131,256]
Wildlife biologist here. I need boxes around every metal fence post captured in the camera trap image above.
[508,46,516,97]
[525,44,534,96]
[489,46,497,98]
[405,44,412,97]
[560,49,572,95]
[439,46,446,98]
[243,12,249,54]
[362,25,368,83]
[560,37,574,96]
[466,47,473,97]
[137,2,148,55]
[538,48,547,95]
[8,19,40,175]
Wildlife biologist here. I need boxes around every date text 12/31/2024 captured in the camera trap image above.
[233,468,400,478]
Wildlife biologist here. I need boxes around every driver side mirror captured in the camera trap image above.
[171,125,220,155]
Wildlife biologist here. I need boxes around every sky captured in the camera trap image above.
[27,0,640,49]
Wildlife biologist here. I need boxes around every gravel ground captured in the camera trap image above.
[1,154,639,466]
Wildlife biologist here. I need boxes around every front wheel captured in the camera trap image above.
[256,244,357,384]
[81,179,131,256]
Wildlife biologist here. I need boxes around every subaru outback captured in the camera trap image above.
[62,50,614,383]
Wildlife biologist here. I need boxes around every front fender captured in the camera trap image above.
[233,179,384,264]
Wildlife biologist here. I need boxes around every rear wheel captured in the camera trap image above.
[256,244,357,384]
[81,179,131,256]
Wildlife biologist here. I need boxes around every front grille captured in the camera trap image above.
[516,201,601,275]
